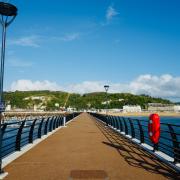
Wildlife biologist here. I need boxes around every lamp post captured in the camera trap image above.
[104,85,109,125]
[0,2,17,176]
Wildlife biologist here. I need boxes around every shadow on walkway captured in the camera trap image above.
[93,118,180,180]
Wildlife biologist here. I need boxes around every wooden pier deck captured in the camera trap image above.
[4,113,179,180]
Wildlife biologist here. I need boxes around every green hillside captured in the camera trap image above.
[3,91,172,111]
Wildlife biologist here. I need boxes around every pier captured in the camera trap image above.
[3,113,179,179]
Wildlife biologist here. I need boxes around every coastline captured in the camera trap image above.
[101,112,180,117]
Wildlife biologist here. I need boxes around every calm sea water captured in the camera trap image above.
[125,116,180,157]
[134,116,180,125]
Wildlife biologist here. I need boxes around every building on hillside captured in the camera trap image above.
[24,96,46,101]
[67,107,76,112]
[101,100,111,105]
[123,105,141,113]
[6,104,11,111]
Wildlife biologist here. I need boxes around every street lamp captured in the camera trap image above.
[0,2,17,176]
[104,85,109,125]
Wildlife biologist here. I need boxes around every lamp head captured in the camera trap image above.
[0,2,17,16]
[104,85,109,92]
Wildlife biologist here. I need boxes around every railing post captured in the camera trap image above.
[115,117,120,130]
[111,116,114,127]
[112,116,116,128]
[29,119,37,143]
[44,117,50,135]
[109,116,113,127]
[107,116,110,126]
[153,143,159,152]
[110,116,113,126]
[49,117,54,132]
[66,115,69,123]
[38,118,44,138]
[56,117,59,128]
[59,116,62,126]
[0,124,7,159]
[113,116,117,129]
[1,123,7,137]
[15,120,26,151]
[59,116,61,126]
[168,124,180,163]
[122,117,128,135]
[101,115,103,123]
[53,117,57,130]
[119,117,123,132]
[111,116,113,127]
[137,119,144,143]
[106,115,109,125]
[128,118,135,138]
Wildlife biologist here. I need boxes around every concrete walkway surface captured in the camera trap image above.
[4,113,179,180]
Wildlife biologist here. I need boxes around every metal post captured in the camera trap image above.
[0,2,17,176]
[63,116,66,127]
[104,85,109,126]
[105,92,108,117]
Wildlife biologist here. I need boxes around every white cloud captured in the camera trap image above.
[10,80,61,91]
[106,5,119,21]
[8,35,41,47]
[52,33,80,42]
[9,74,180,100]
[8,33,80,47]
[66,81,105,94]
[128,74,180,98]
[8,58,33,67]
[61,33,79,42]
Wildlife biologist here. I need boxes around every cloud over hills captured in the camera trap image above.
[9,74,180,101]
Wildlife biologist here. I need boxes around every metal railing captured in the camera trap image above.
[90,113,180,165]
[1,112,80,158]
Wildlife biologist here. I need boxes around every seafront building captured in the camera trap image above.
[123,105,142,113]
[148,103,180,112]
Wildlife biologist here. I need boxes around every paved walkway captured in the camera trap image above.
[4,113,179,180]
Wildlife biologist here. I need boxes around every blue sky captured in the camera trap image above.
[2,0,180,100]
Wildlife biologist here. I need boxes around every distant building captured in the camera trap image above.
[6,104,11,111]
[24,96,46,101]
[67,107,76,112]
[101,100,111,105]
[123,105,141,113]
[148,103,180,112]
[173,105,180,112]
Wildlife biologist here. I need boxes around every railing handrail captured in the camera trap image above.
[90,113,180,166]
[0,112,80,158]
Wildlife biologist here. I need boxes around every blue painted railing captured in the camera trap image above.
[1,112,80,158]
[90,113,180,165]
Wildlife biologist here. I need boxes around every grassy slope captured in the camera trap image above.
[4,91,172,110]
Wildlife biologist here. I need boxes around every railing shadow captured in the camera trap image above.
[93,119,180,180]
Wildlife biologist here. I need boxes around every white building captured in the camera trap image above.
[101,100,111,105]
[173,105,180,112]
[6,104,11,111]
[24,96,46,101]
[123,105,141,113]
[67,107,76,112]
